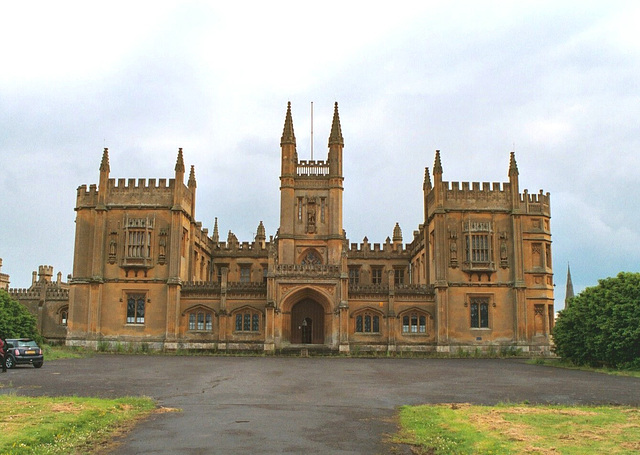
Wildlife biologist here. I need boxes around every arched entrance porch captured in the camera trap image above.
[290,299,325,344]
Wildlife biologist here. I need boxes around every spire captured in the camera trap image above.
[280,101,296,146]
[393,223,403,242]
[212,217,219,243]
[565,263,575,307]
[423,167,432,191]
[433,150,443,175]
[188,165,197,189]
[99,148,110,173]
[509,151,519,177]
[328,102,344,146]
[175,148,185,173]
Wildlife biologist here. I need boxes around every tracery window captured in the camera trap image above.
[355,312,380,333]
[463,221,493,268]
[234,309,261,332]
[126,293,145,324]
[122,216,154,267]
[301,250,322,265]
[401,311,427,334]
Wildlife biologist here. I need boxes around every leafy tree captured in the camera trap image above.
[0,289,39,340]
[553,272,640,369]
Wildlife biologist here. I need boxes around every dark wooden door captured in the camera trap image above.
[291,299,324,344]
[301,318,312,344]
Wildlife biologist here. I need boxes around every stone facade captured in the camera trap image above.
[7,265,70,343]
[66,102,554,353]
[0,259,9,291]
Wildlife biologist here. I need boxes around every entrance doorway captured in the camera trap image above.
[291,299,324,344]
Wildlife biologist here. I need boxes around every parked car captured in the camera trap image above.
[4,339,44,369]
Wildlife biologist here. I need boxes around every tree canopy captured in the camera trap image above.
[0,289,39,340]
[553,272,640,369]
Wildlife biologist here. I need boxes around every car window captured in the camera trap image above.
[16,340,38,348]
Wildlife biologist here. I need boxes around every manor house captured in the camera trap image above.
[67,102,554,353]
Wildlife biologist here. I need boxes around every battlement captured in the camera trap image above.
[110,178,173,190]
[212,241,270,257]
[297,160,330,176]
[9,288,41,298]
[520,189,551,215]
[76,178,179,207]
[347,240,410,255]
[443,181,511,200]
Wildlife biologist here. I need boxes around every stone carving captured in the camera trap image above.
[449,228,458,268]
[108,231,117,264]
[499,231,508,268]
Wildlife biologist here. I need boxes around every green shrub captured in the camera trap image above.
[553,272,640,369]
[0,289,39,341]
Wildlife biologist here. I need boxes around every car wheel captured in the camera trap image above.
[5,356,15,369]
[33,361,43,368]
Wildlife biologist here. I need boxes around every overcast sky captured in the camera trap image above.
[1,1,639,309]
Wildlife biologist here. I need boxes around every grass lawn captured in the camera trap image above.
[41,344,92,361]
[527,358,640,378]
[395,403,640,454]
[0,395,158,454]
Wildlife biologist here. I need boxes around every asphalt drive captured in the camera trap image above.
[1,355,639,454]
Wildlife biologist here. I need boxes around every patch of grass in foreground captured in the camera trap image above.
[395,403,640,454]
[0,395,156,454]
[41,344,93,361]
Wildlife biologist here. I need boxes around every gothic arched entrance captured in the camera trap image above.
[290,299,325,344]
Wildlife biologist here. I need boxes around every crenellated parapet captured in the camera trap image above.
[108,178,177,207]
[212,241,270,258]
[76,178,179,208]
[427,181,513,214]
[346,239,412,259]
[8,288,41,299]
[45,288,70,300]
[519,190,551,215]
[296,160,330,177]
[76,184,99,207]
[194,223,213,252]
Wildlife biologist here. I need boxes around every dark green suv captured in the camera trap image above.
[4,339,44,369]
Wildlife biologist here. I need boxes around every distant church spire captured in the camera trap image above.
[565,263,575,307]
[100,147,110,173]
[328,102,344,146]
[281,101,296,146]
[212,217,219,243]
